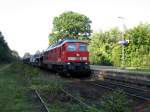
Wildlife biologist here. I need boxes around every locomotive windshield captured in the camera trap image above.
[67,43,87,51]
[79,44,87,51]
[67,44,77,51]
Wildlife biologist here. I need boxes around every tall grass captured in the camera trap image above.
[0,62,35,111]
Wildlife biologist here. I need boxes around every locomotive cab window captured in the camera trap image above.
[79,44,87,51]
[67,44,77,51]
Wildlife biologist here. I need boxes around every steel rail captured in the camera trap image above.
[34,90,50,112]
[102,80,150,93]
[61,88,101,112]
[102,80,150,101]
[27,78,49,112]
[84,80,150,101]
[104,75,150,87]
[99,80,150,96]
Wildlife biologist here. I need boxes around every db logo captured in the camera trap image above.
[76,53,80,56]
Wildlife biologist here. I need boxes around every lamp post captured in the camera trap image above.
[118,17,126,68]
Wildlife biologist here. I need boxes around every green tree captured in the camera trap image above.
[124,23,150,67]
[49,11,92,44]
[11,50,20,61]
[112,45,122,66]
[23,52,30,58]
[89,23,150,68]
[0,31,12,63]
[89,28,121,65]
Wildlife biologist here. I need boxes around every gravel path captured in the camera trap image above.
[0,64,11,72]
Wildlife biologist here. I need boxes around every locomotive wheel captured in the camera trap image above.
[59,72,70,77]
[65,73,70,77]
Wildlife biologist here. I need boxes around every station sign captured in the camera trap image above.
[118,40,129,45]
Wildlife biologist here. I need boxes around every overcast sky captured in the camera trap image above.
[0,0,150,56]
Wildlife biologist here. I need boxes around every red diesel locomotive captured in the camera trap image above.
[42,39,91,76]
[22,39,91,76]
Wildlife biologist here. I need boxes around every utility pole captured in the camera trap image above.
[118,17,125,68]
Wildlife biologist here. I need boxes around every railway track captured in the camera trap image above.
[104,75,150,88]
[60,88,101,112]
[34,90,49,112]
[61,77,150,112]
[25,66,150,111]
[61,73,150,101]
[27,89,49,112]
[84,80,150,101]
[27,78,49,112]
[35,69,150,102]
[27,90,49,112]
[90,67,150,101]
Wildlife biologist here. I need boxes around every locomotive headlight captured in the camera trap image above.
[67,62,70,64]
[82,57,87,60]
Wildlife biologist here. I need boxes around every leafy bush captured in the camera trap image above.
[89,28,121,66]
[101,90,131,112]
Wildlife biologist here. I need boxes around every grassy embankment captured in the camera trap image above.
[0,63,34,112]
